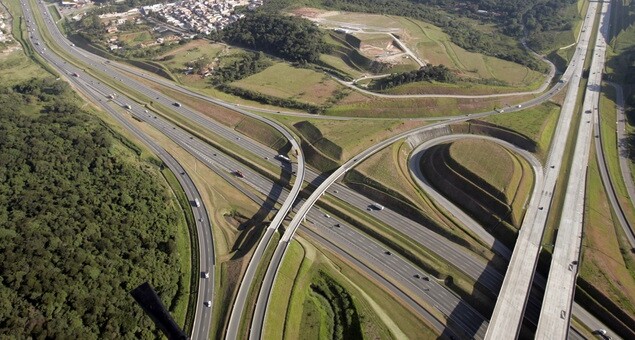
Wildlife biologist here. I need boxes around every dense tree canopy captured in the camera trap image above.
[212,51,272,85]
[0,78,185,338]
[222,12,330,63]
[373,64,456,89]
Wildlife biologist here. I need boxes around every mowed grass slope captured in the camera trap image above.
[268,236,436,339]
[448,140,516,198]
[581,147,635,320]
[481,101,561,158]
[230,63,343,106]
[272,116,426,163]
[422,139,534,238]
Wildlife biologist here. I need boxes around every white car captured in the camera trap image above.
[204,300,212,307]
[203,272,210,279]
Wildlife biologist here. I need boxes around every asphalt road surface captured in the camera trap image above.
[27,0,618,337]
[536,1,612,338]
[485,1,601,337]
[18,2,216,338]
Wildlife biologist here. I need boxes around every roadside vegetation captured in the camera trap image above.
[0,75,190,337]
[265,237,437,339]
[578,147,635,336]
[481,101,561,159]
[221,12,330,63]
[127,107,272,338]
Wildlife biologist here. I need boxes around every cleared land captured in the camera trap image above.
[294,7,546,94]
[230,63,344,106]
[119,30,154,46]
[0,50,44,85]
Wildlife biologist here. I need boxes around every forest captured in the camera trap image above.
[373,64,456,90]
[221,12,330,63]
[212,51,272,85]
[0,78,186,338]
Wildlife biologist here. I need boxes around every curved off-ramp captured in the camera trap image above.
[409,134,544,260]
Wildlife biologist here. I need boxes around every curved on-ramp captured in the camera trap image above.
[409,134,544,260]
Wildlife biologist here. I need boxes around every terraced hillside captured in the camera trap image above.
[421,139,534,245]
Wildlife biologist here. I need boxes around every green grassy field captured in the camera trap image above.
[448,140,515,195]
[481,101,561,157]
[393,16,545,86]
[156,40,228,81]
[270,115,426,162]
[230,63,343,106]
[581,147,635,319]
[445,139,534,226]
[275,235,438,339]
[0,49,46,85]
[326,91,535,118]
[119,30,154,45]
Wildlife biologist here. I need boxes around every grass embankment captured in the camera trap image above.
[325,91,535,118]
[47,4,61,22]
[578,145,635,335]
[267,116,426,168]
[481,101,561,160]
[421,139,533,246]
[266,236,437,339]
[598,84,635,224]
[448,139,533,225]
[130,75,289,150]
[129,110,272,338]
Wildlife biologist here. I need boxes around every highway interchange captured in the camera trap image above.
[18,0,635,339]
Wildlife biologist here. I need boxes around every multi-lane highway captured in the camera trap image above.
[485,1,602,337]
[26,2,310,339]
[536,1,612,338]
[24,0,628,338]
[18,2,217,339]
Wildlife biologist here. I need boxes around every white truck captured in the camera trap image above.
[276,154,291,162]
[371,203,385,211]
[193,198,201,207]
